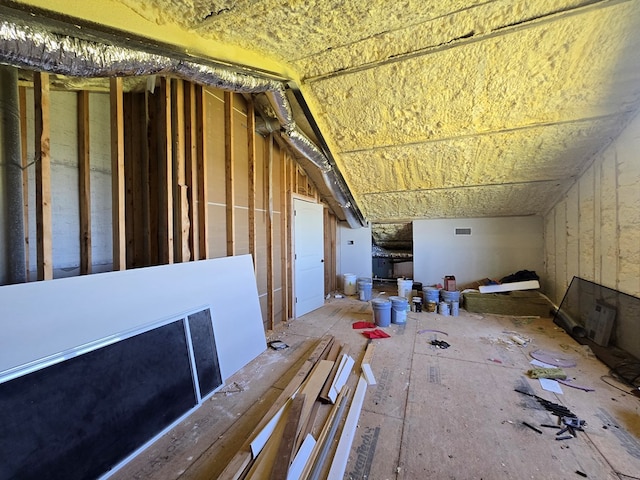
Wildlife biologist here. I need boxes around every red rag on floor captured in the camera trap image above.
[352,321,376,329]
[361,329,391,339]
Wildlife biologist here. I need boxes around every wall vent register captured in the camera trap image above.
[454,227,472,236]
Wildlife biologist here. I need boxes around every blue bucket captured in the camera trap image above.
[358,281,373,301]
[389,296,408,324]
[423,287,440,303]
[440,289,461,303]
[371,298,391,327]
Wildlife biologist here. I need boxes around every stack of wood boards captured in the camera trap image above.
[217,335,374,480]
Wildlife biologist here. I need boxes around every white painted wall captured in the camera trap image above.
[544,110,640,303]
[337,222,372,289]
[413,217,544,289]
[24,89,112,280]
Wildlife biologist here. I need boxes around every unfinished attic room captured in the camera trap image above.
[2,1,640,479]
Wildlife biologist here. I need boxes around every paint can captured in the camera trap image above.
[372,298,391,327]
[426,301,437,313]
[451,301,459,316]
[412,296,422,312]
[439,301,450,316]
[343,273,357,296]
[389,296,408,324]
[444,275,457,291]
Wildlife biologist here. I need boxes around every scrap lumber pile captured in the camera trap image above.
[217,335,375,480]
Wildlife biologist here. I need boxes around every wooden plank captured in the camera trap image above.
[110,77,126,271]
[217,335,334,480]
[123,93,135,268]
[77,90,91,274]
[146,90,159,265]
[33,72,53,281]
[319,344,346,403]
[158,77,174,264]
[280,149,289,323]
[18,86,29,281]
[286,156,294,319]
[195,85,209,259]
[295,359,334,452]
[362,343,377,386]
[247,98,256,268]
[327,376,368,480]
[185,82,199,261]
[270,394,305,480]
[299,386,349,480]
[224,91,235,256]
[266,134,274,329]
[171,79,188,262]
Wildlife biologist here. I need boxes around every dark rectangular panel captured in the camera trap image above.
[188,308,222,397]
[0,320,197,480]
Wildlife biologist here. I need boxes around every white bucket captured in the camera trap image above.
[343,273,357,295]
[397,278,413,300]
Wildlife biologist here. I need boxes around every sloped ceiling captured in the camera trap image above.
[10,0,640,247]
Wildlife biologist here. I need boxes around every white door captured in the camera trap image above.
[293,199,325,318]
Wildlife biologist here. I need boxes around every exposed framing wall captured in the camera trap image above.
[12,71,338,331]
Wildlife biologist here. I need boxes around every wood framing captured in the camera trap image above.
[247,98,257,268]
[195,85,209,259]
[158,77,174,264]
[266,134,275,329]
[185,82,199,261]
[280,151,290,323]
[110,77,126,271]
[77,90,91,274]
[18,86,29,280]
[172,79,190,262]
[224,91,235,256]
[33,72,52,281]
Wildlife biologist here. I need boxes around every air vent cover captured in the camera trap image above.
[454,228,472,236]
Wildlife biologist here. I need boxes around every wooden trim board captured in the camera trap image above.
[478,280,540,293]
[326,375,368,480]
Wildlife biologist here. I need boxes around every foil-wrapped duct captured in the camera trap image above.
[0,17,365,228]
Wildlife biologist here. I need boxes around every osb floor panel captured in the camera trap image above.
[113,294,640,480]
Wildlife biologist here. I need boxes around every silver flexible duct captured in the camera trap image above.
[0,17,365,227]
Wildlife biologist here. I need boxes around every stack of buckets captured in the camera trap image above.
[357,277,373,301]
[440,289,460,316]
[389,296,408,324]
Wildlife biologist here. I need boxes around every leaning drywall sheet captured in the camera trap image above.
[0,254,266,380]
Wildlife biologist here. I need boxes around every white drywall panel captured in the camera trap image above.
[338,222,372,284]
[0,255,266,381]
[413,216,544,289]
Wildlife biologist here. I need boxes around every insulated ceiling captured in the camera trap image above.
[10,0,640,245]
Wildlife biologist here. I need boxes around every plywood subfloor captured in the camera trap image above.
[113,294,640,480]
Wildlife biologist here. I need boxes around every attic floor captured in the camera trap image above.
[113,293,640,480]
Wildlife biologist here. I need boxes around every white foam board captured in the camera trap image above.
[0,255,266,381]
[478,280,540,293]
